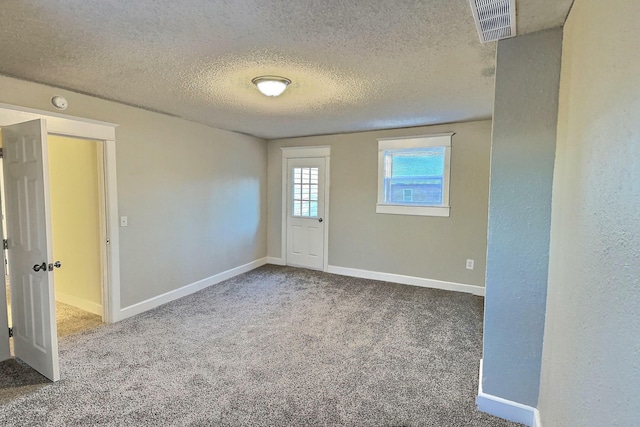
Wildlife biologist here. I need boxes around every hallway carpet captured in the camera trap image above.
[56,301,102,339]
[0,265,520,426]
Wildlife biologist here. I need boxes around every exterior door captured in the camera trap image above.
[286,157,326,270]
[3,119,60,381]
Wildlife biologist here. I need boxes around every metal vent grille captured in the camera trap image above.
[469,0,516,43]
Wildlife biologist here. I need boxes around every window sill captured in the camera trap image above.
[376,204,450,217]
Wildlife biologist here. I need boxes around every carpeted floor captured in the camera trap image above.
[0,298,103,406]
[55,301,103,339]
[0,265,521,426]
[6,282,102,345]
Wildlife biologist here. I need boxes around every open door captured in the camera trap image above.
[0,157,9,362]
[2,119,59,381]
[0,262,9,361]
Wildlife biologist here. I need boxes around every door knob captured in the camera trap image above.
[33,262,47,272]
[48,261,62,271]
[318,218,323,223]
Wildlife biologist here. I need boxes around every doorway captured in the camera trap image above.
[0,104,120,382]
[1,128,105,368]
[47,134,105,336]
[1,131,105,316]
[281,146,330,271]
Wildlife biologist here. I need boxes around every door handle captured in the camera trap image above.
[48,261,62,271]
[33,262,47,272]
[318,218,323,223]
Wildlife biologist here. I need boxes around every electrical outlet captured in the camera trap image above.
[466,259,474,270]
[120,216,128,227]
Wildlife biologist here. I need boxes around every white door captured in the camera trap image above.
[0,160,11,361]
[286,157,326,270]
[0,264,9,362]
[3,119,60,381]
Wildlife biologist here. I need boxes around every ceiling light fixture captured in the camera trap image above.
[252,76,291,97]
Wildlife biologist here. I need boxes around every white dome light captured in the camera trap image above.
[252,76,291,97]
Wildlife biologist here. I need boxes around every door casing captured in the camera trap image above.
[281,146,330,271]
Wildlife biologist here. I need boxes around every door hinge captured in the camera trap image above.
[8,327,13,338]
[2,239,7,250]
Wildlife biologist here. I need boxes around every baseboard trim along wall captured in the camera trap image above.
[266,257,285,266]
[55,292,102,316]
[326,265,485,296]
[534,409,542,427]
[117,257,268,321]
[476,359,540,426]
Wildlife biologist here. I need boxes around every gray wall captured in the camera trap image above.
[481,28,562,406]
[268,120,492,287]
[0,75,268,308]
[538,0,640,424]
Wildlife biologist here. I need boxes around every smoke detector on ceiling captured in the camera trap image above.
[469,0,516,43]
[51,95,68,110]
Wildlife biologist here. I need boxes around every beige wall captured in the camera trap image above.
[0,75,268,308]
[481,28,563,408]
[538,0,640,425]
[268,120,492,287]
[48,135,102,310]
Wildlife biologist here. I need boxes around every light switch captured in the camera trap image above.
[120,216,128,227]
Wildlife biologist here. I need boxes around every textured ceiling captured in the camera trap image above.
[0,0,573,139]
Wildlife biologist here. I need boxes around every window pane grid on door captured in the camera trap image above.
[292,167,319,218]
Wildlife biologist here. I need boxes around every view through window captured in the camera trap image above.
[377,133,452,217]
[292,167,319,217]
[382,147,445,206]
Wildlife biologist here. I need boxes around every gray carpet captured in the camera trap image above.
[0,300,103,405]
[6,284,102,356]
[0,265,521,426]
[55,301,103,339]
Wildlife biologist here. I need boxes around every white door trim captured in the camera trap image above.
[281,146,330,272]
[0,103,120,323]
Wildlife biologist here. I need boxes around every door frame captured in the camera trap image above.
[0,102,120,324]
[281,146,330,272]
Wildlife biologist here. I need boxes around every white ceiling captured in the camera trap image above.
[0,0,572,139]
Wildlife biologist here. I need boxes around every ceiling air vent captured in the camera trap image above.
[469,0,516,43]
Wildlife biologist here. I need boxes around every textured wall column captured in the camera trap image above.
[481,28,563,407]
[538,0,640,425]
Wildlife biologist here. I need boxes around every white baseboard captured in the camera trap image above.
[326,265,485,296]
[117,257,267,321]
[55,292,102,316]
[266,257,285,266]
[476,359,538,426]
[534,409,542,427]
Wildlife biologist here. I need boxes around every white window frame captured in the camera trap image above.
[376,132,453,217]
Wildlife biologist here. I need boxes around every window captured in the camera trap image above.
[292,167,319,217]
[377,133,452,217]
